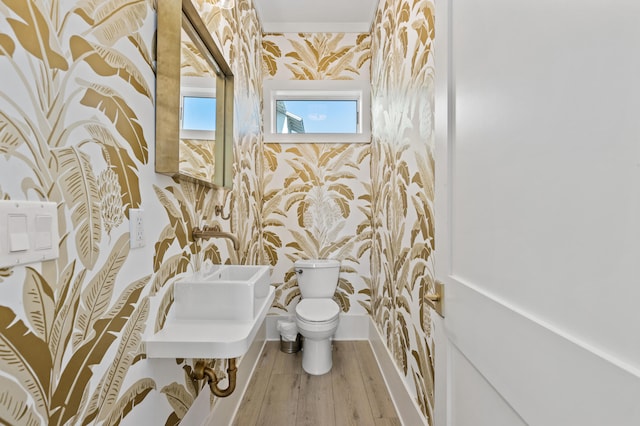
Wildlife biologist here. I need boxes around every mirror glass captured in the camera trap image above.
[156,0,233,188]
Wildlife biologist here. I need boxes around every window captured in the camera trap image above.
[263,80,370,143]
[183,96,216,131]
[180,76,216,140]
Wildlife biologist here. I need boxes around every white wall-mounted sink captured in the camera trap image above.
[173,265,271,321]
[145,265,274,359]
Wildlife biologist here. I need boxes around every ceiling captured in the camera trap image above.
[253,0,380,33]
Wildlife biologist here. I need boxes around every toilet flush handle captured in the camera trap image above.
[295,269,303,275]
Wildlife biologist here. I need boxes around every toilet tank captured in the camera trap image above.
[294,259,340,299]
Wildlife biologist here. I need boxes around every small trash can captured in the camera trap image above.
[280,333,302,353]
[277,319,302,353]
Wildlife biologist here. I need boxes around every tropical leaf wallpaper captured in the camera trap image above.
[0,0,258,424]
[0,0,160,424]
[0,0,435,424]
[179,138,216,183]
[149,0,264,423]
[261,5,436,420]
[261,33,373,314]
[370,0,436,422]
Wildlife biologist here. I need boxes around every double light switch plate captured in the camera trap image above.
[0,200,59,268]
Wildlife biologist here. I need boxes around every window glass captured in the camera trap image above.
[182,96,216,131]
[275,99,358,134]
[263,79,370,143]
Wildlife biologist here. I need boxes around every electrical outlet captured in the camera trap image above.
[129,208,144,248]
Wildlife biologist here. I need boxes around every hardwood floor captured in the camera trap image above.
[232,341,401,426]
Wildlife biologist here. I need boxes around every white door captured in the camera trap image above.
[434,0,640,425]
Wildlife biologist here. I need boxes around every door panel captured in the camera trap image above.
[446,278,640,424]
[450,0,640,366]
[449,345,526,426]
[435,0,640,424]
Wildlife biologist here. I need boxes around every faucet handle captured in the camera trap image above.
[215,205,231,220]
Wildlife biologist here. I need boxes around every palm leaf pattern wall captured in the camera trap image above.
[261,33,372,314]
[179,138,216,184]
[0,0,261,423]
[150,1,265,422]
[152,175,234,424]
[0,0,158,424]
[371,0,436,422]
[228,0,264,267]
[262,11,435,420]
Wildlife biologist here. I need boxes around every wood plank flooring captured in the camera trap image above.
[233,341,401,426]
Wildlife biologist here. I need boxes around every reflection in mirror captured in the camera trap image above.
[156,0,233,188]
[181,79,216,140]
[179,19,218,183]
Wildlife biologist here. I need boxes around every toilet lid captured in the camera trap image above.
[296,299,340,322]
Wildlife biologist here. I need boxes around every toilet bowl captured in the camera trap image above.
[294,259,341,375]
[296,298,340,375]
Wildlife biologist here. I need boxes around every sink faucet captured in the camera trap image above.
[193,225,239,251]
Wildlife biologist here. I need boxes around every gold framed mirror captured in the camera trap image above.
[156,0,234,188]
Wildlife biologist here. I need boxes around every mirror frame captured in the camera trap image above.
[156,0,234,188]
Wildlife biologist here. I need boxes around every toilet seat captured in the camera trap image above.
[295,299,340,324]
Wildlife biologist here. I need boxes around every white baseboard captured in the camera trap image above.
[368,318,427,426]
[265,314,370,341]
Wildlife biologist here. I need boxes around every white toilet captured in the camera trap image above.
[294,259,341,375]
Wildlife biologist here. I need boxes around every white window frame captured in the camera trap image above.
[263,79,371,143]
[180,76,216,140]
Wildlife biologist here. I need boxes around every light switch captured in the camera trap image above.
[0,200,59,268]
[8,214,29,252]
[35,215,52,250]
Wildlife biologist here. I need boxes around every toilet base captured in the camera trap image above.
[301,338,333,375]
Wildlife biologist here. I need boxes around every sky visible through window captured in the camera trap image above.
[183,97,358,134]
[282,100,357,133]
[183,96,216,131]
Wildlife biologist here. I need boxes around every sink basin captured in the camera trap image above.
[173,265,271,321]
[145,264,274,359]
[210,265,271,298]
